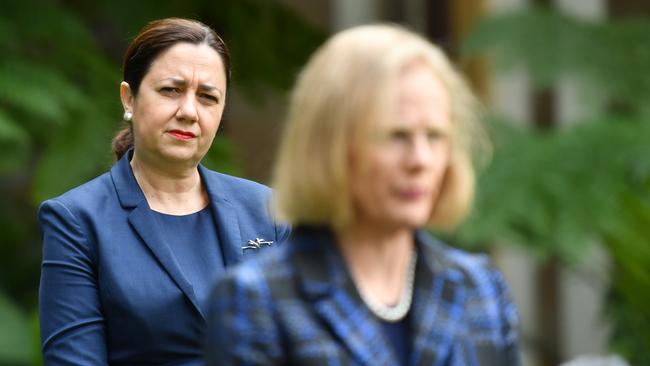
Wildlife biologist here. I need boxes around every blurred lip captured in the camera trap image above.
[398,188,430,200]
[167,130,196,140]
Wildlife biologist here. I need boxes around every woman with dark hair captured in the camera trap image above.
[38,18,288,365]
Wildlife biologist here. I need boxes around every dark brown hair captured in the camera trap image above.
[112,18,231,159]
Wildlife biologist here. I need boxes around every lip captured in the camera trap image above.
[167,130,196,141]
[398,188,430,200]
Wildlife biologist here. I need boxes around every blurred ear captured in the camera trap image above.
[120,81,134,112]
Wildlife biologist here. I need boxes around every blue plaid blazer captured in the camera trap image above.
[206,226,520,366]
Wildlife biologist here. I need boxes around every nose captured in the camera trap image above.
[176,94,199,122]
[405,135,434,170]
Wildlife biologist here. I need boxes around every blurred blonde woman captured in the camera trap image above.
[206,24,520,366]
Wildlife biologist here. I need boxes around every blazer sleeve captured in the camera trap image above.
[205,264,284,365]
[38,199,108,365]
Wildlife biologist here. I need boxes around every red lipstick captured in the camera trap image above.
[168,130,196,141]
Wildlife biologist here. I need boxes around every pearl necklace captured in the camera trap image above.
[355,250,417,322]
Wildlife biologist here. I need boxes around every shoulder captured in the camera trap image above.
[224,245,292,291]
[418,231,519,343]
[218,226,338,298]
[201,168,272,203]
[201,167,292,242]
[209,247,291,334]
[417,231,503,290]
[38,171,113,219]
[37,172,114,263]
[214,245,297,315]
[201,167,271,196]
[207,246,288,364]
[417,232,516,317]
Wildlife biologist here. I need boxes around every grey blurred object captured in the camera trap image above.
[560,355,630,366]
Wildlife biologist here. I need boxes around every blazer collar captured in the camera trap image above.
[110,149,145,208]
[409,231,468,364]
[109,150,243,320]
[290,227,466,366]
[289,226,397,365]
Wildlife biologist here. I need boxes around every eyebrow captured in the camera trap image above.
[162,77,223,95]
[389,121,450,132]
[426,125,450,134]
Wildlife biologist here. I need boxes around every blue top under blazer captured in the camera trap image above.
[38,150,289,365]
[206,226,521,366]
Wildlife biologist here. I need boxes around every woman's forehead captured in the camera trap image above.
[146,43,226,85]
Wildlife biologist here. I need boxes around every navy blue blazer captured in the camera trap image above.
[38,150,289,365]
[206,226,520,366]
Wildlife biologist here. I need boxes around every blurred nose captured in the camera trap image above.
[176,94,199,122]
[405,134,433,171]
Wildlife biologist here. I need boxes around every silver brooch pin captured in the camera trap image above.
[242,238,274,251]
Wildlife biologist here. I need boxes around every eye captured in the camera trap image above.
[426,130,443,141]
[159,86,181,96]
[389,129,411,142]
[199,93,219,104]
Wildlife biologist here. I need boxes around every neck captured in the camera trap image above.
[336,222,415,306]
[130,154,207,215]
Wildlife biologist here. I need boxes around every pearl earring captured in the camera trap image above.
[123,111,133,122]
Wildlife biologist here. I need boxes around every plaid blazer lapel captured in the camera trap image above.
[291,227,399,366]
[409,231,468,366]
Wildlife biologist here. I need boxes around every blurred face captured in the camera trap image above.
[349,63,451,232]
[120,42,227,168]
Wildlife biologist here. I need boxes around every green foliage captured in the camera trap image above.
[457,7,650,364]
[0,1,323,364]
[0,293,33,364]
[602,186,650,364]
[463,8,650,116]
[459,116,650,262]
[67,0,324,99]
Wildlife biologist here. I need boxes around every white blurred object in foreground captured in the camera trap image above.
[561,355,629,366]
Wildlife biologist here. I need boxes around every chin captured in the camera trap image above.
[398,210,432,228]
[404,218,429,229]
[161,147,200,163]
[385,213,429,230]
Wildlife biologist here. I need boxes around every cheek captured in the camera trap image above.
[133,107,167,134]
[433,143,451,170]
[357,166,394,203]
[431,148,452,191]
[201,109,224,134]
[348,149,397,207]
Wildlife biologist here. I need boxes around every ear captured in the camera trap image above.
[120,81,134,113]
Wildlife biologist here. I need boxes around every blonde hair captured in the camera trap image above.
[272,24,489,231]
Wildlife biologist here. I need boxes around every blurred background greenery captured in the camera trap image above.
[455,8,650,365]
[1,0,649,365]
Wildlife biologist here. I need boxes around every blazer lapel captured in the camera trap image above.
[198,165,243,267]
[409,231,467,366]
[128,203,205,319]
[111,150,205,320]
[291,227,398,366]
